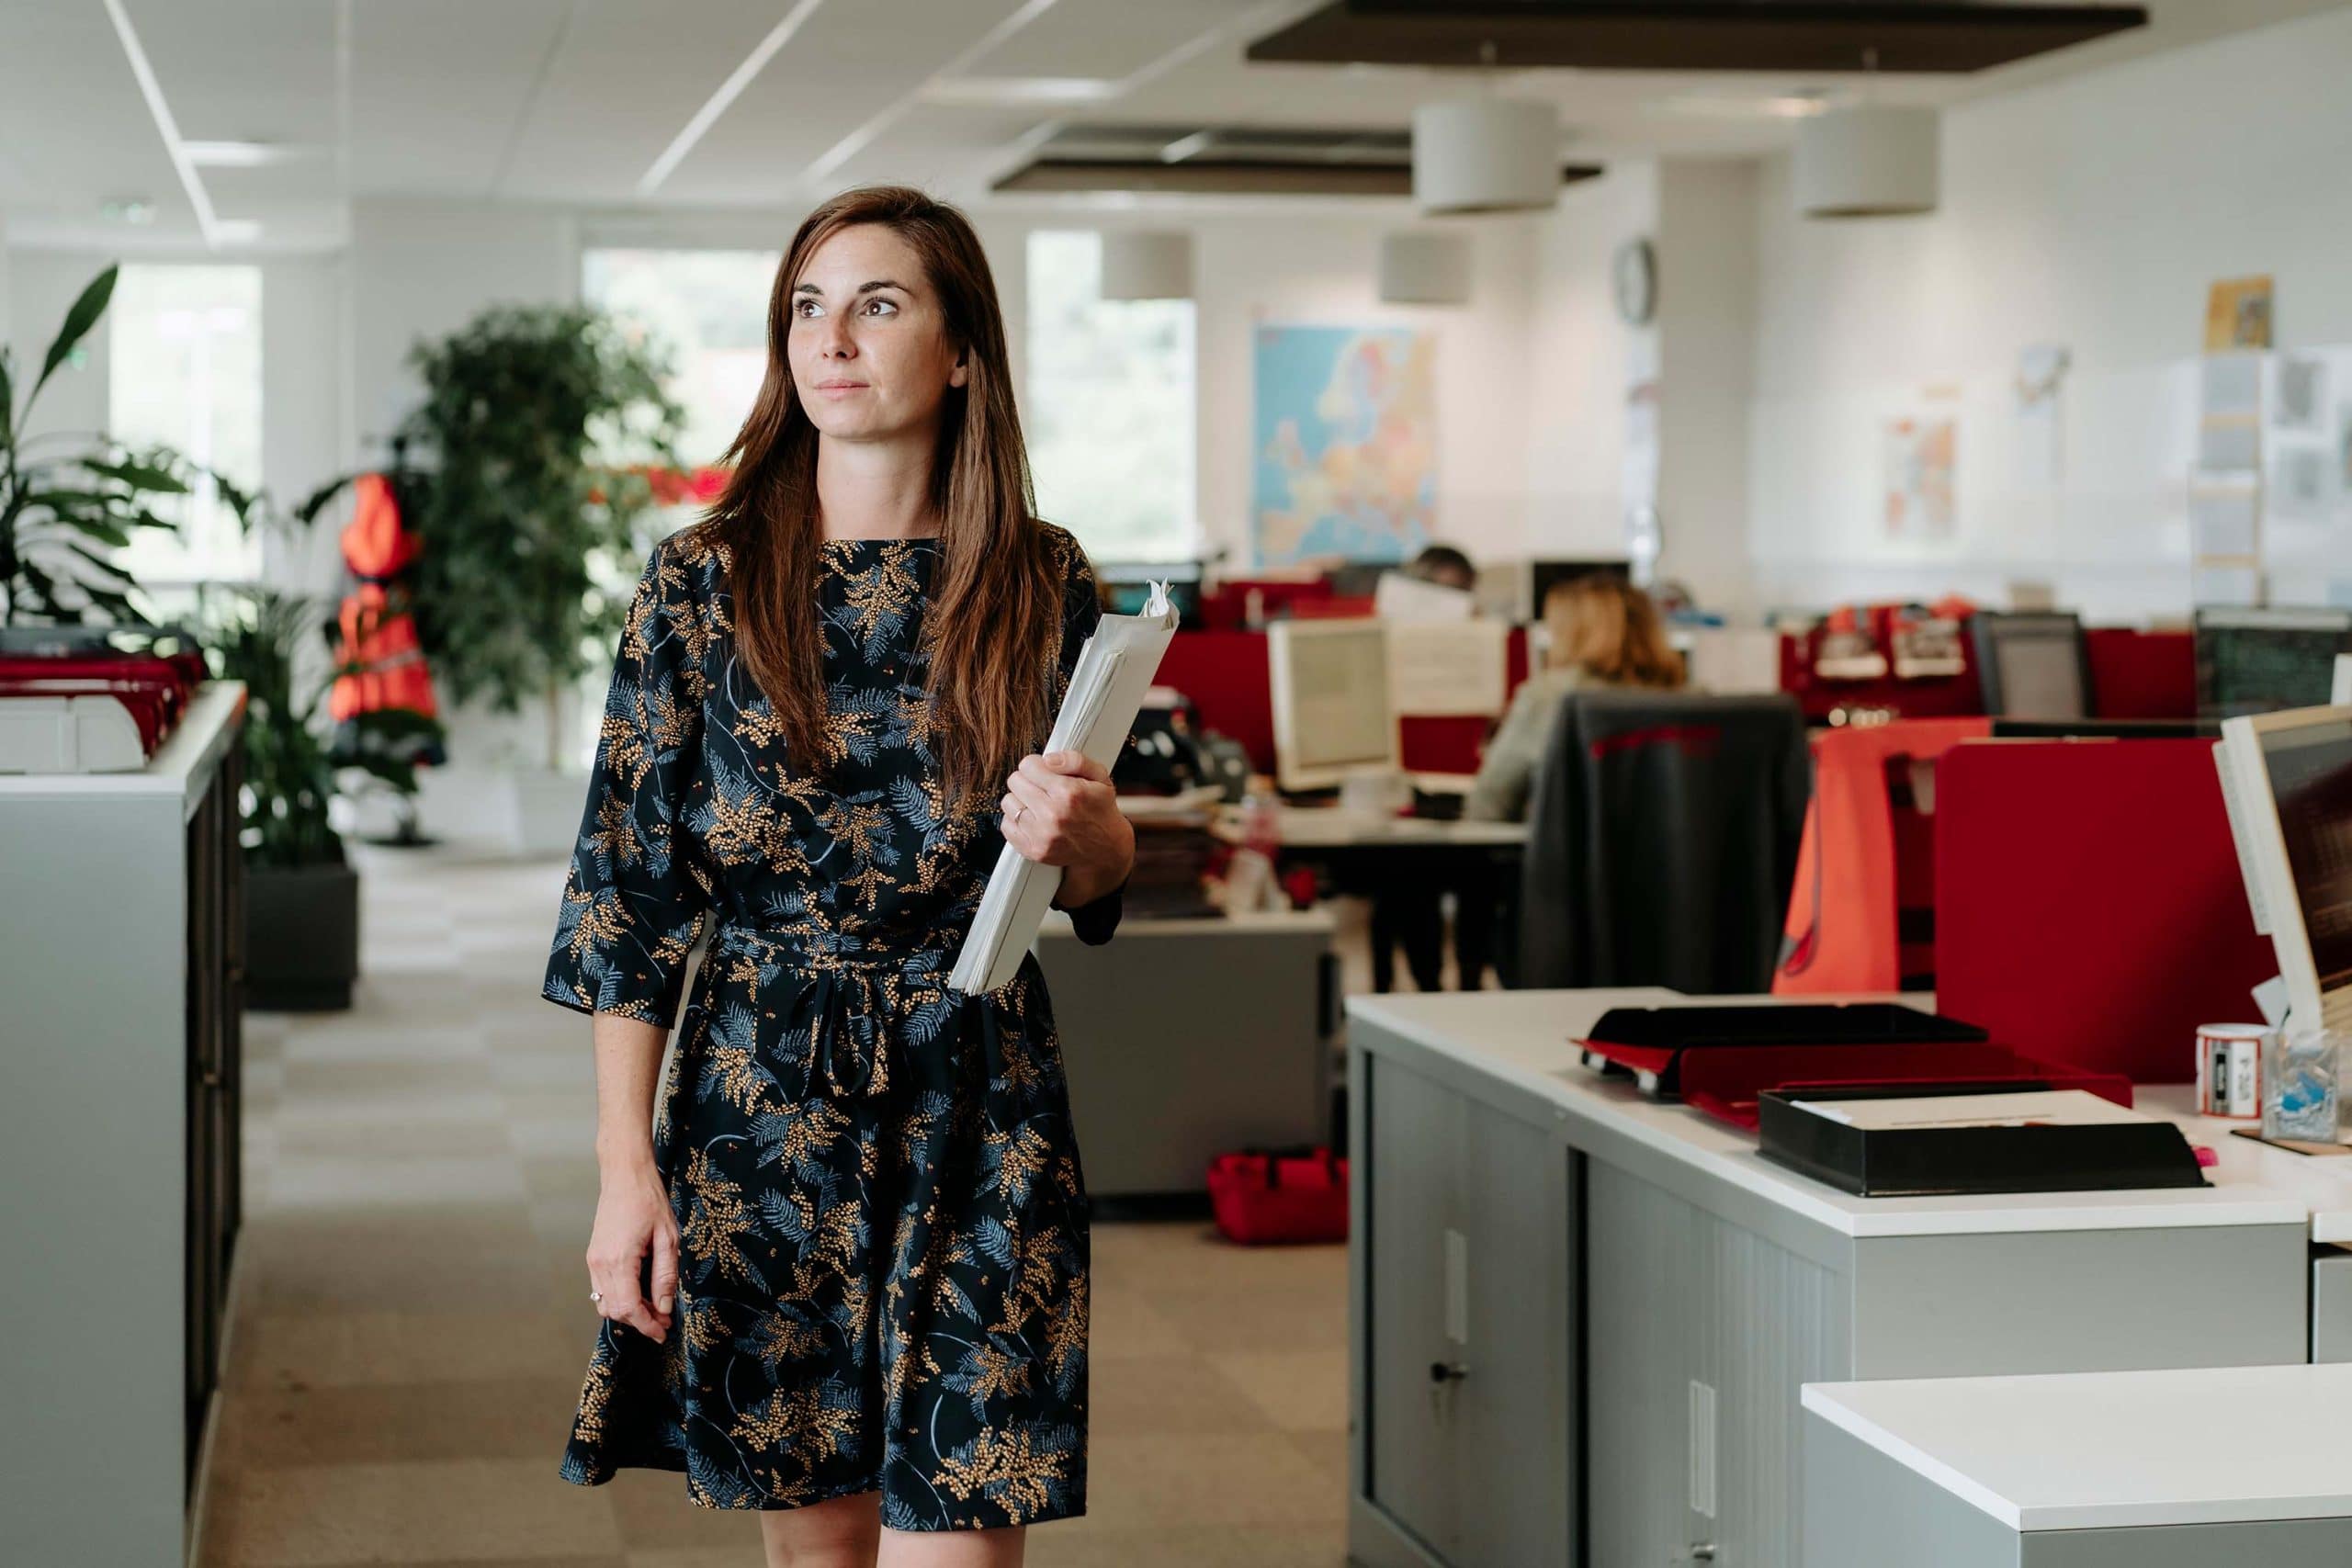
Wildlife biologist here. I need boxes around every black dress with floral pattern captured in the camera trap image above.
[540,519,1123,1530]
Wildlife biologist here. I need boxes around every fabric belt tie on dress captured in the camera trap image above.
[707,922,1021,1124]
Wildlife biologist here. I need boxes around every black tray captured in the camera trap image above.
[1758,1083,2207,1198]
[1583,1001,1987,1049]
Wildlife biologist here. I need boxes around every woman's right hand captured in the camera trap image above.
[586,1156,680,1341]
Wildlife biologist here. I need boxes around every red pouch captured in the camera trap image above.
[1206,1144,1349,1245]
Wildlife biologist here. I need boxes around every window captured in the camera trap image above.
[582,247,779,469]
[107,265,263,589]
[1024,231,1197,563]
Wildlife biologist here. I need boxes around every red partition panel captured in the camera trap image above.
[1158,628,1275,773]
[1935,739,2277,1084]
[2086,627,2196,719]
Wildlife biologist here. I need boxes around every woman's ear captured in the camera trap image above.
[948,351,969,389]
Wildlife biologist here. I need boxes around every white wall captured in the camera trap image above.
[1747,5,2352,619]
[1656,159,1760,614]
[1522,164,1657,562]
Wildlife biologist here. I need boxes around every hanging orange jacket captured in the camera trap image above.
[327,472,442,739]
[1774,716,1989,995]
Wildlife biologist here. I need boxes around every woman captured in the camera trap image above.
[1462,572,1684,824]
[540,185,1135,1564]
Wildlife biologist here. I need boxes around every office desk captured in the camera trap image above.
[1343,988,2311,1568]
[1805,1365,2352,1566]
[1033,907,1338,1201]
[1218,807,1527,991]
[1210,802,1528,851]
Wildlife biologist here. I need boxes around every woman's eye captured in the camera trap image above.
[865,298,896,316]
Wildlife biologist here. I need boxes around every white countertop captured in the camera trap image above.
[1344,987,2313,1240]
[1804,1364,2352,1531]
[2135,1082,2352,1245]
[0,679,244,817]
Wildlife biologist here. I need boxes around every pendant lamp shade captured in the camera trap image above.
[1098,230,1194,299]
[1378,231,1472,305]
[1412,98,1559,215]
[1793,104,1939,218]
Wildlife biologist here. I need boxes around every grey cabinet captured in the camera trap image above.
[1358,1052,1575,1566]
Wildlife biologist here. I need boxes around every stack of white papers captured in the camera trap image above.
[948,581,1181,995]
[1789,1089,2149,1132]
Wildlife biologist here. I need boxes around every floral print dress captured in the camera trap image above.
[540,519,1123,1530]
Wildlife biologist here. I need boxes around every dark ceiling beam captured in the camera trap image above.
[991,157,1604,197]
[1246,2,2149,74]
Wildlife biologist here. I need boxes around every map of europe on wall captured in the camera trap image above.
[1252,324,1437,568]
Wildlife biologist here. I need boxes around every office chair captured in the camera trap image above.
[1517,689,1810,993]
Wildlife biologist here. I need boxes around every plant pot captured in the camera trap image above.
[506,765,593,857]
[246,859,361,1011]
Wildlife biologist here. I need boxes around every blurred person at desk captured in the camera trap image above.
[1374,574,1683,991]
[1462,572,1686,823]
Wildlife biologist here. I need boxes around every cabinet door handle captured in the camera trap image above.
[1687,1546,1718,1563]
[1428,1359,1469,1383]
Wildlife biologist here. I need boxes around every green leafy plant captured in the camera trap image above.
[0,263,256,626]
[394,302,684,769]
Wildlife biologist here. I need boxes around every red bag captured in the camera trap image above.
[1206,1144,1348,1245]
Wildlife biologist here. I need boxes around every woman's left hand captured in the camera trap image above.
[1001,750,1135,905]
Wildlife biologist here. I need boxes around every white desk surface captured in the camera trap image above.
[2135,1082,2352,1245]
[1212,803,1528,849]
[1344,987,2312,1240]
[0,679,243,812]
[1804,1364,2352,1532]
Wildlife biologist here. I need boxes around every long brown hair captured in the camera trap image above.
[696,184,1062,811]
[1543,574,1685,688]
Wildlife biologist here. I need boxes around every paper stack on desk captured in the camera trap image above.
[948,581,1180,995]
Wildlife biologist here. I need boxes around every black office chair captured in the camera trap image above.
[1517,689,1810,993]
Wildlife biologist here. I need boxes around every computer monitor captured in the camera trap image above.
[2195,606,2352,718]
[1266,617,1396,792]
[1970,611,2091,721]
[2216,705,2352,1036]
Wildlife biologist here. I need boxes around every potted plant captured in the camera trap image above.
[392,302,684,852]
[1,263,256,630]
[207,479,449,1008]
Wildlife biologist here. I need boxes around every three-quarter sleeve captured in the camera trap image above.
[1043,525,1125,946]
[541,535,712,1027]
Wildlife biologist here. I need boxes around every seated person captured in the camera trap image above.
[1403,542,1476,594]
[1463,574,1686,823]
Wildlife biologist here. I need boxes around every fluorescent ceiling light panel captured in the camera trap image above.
[1159,131,1213,164]
[639,0,828,197]
[805,0,1063,184]
[100,0,221,247]
[920,75,1120,106]
[212,219,265,244]
[185,140,313,166]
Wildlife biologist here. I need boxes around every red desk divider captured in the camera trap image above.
[1935,738,2277,1085]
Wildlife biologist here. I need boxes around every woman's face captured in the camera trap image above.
[786,221,967,446]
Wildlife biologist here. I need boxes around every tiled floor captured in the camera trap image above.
[197,838,1407,1567]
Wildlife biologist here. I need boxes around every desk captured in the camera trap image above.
[1342,988,2312,1568]
[1034,907,1337,1201]
[1805,1365,2352,1565]
[1218,806,1527,991]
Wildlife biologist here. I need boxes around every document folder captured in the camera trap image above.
[1758,1085,2206,1197]
[948,581,1180,996]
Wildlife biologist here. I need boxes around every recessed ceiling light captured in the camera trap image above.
[921,75,1121,106]
[185,140,309,167]
[1651,91,1836,120]
[101,197,156,225]
[212,219,264,243]
[1159,131,1214,164]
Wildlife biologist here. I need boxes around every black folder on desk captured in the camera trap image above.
[1758,1084,2208,1198]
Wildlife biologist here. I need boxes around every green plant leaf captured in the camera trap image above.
[29,264,118,409]
[82,455,190,494]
